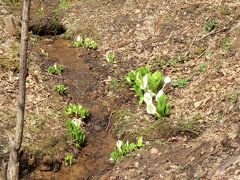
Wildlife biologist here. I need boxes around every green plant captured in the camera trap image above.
[84,38,98,49]
[66,119,86,148]
[65,104,89,119]
[54,83,68,95]
[110,137,143,162]
[73,36,97,49]
[156,93,170,117]
[206,50,214,58]
[199,63,207,72]
[172,77,190,88]
[64,153,74,165]
[204,18,217,32]
[59,0,70,9]
[10,0,19,4]
[106,51,115,63]
[47,63,64,75]
[73,36,84,47]
[38,6,45,15]
[125,66,170,117]
[220,37,231,53]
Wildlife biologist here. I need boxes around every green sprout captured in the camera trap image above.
[73,36,97,49]
[10,0,19,4]
[84,38,97,49]
[110,137,143,162]
[172,77,190,88]
[199,63,207,72]
[64,104,89,119]
[73,36,84,47]
[59,0,70,9]
[47,63,64,75]
[204,18,217,32]
[38,6,45,15]
[220,36,231,53]
[66,119,86,148]
[106,51,116,63]
[64,153,74,166]
[54,83,68,95]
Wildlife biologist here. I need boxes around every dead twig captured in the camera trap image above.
[106,106,117,133]
[184,33,198,57]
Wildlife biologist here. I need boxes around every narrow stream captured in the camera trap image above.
[33,37,115,179]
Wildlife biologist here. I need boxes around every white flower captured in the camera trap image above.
[76,35,82,42]
[144,92,153,104]
[155,89,164,101]
[164,76,171,84]
[141,74,148,90]
[146,103,156,115]
[72,118,82,127]
[116,140,123,151]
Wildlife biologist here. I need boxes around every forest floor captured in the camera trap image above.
[0,0,240,179]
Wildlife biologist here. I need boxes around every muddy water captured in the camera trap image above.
[35,37,115,179]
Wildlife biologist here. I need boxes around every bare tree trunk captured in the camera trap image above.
[7,0,31,179]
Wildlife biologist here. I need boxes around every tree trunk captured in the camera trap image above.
[7,0,31,179]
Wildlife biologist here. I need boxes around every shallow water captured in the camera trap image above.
[34,37,115,179]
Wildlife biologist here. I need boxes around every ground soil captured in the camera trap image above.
[0,0,240,179]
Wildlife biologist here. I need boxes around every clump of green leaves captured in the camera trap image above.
[220,36,231,53]
[48,63,64,75]
[73,36,97,49]
[172,77,190,88]
[59,0,70,9]
[204,18,217,32]
[84,38,98,49]
[73,36,84,47]
[106,51,115,63]
[125,66,170,117]
[10,0,19,4]
[65,104,89,119]
[54,83,68,95]
[64,153,74,166]
[66,119,85,148]
[199,63,207,72]
[110,137,143,162]
[38,6,45,15]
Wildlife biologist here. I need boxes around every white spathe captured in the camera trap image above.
[146,103,156,115]
[72,118,82,127]
[76,35,82,42]
[140,75,148,90]
[164,76,171,84]
[144,92,153,104]
[155,89,164,101]
[116,140,123,151]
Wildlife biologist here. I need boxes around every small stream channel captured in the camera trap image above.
[24,1,117,178]
[33,37,116,179]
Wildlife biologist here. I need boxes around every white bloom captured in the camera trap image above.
[146,103,156,115]
[72,118,82,127]
[116,140,123,151]
[155,89,164,101]
[144,92,153,104]
[142,75,148,90]
[76,35,82,42]
[164,76,171,84]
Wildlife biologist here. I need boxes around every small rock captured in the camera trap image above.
[94,125,102,131]
[134,161,140,168]
[150,148,159,154]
